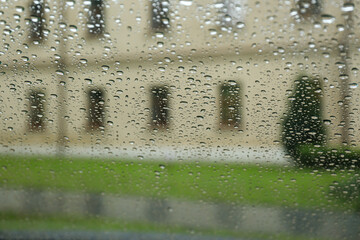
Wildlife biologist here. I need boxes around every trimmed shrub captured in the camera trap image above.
[298,145,360,168]
[282,75,326,165]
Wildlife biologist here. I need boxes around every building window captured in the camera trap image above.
[29,0,45,42]
[151,87,169,128]
[28,90,45,132]
[88,0,105,35]
[219,82,241,128]
[88,89,105,130]
[220,0,246,28]
[296,0,321,19]
[151,0,170,29]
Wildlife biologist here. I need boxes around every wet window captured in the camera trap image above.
[151,86,169,128]
[87,89,105,131]
[296,0,321,19]
[219,82,241,128]
[88,0,105,35]
[28,90,45,132]
[221,0,246,27]
[151,0,169,29]
[29,0,44,42]
[1,0,360,239]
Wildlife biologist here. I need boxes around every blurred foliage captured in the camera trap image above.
[298,145,360,168]
[282,75,326,166]
[296,145,360,210]
[330,176,360,212]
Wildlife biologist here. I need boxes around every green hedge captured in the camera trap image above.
[297,145,360,168]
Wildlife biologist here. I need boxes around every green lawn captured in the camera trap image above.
[0,154,358,210]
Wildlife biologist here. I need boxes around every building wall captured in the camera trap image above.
[0,0,356,156]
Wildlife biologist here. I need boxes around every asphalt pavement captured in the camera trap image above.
[1,188,359,240]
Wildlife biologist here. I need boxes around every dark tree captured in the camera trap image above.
[282,75,325,164]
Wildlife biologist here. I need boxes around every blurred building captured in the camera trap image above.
[0,0,358,161]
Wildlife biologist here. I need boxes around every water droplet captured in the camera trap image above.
[337,24,345,32]
[102,65,110,70]
[214,2,224,8]
[56,70,64,75]
[236,22,245,29]
[342,3,354,12]
[228,80,237,86]
[351,67,358,74]
[69,25,78,33]
[59,22,67,28]
[161,18,169,25]
[155,32,164,38]
[3,29,11,35]
[321,14,335,24]
[209,29,217,35]
[180,0,192,6]
[66,0,75,7]
[224,14,232,22]
[323,120,331,125]
[15,6,24,13]
[349,83,358,89]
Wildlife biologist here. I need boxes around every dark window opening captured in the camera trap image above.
[220,82,241,128]
[88,89,105,130]
[29,0,45,42]
[28,90,45,132]
[151,87,169,128]
[88,0,105,35]
[296,0,321,19]
[151,0,169,29]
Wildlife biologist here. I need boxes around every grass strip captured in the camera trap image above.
[0,154,358,210]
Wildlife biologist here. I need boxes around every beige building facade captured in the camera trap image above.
[0,0,358,161]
